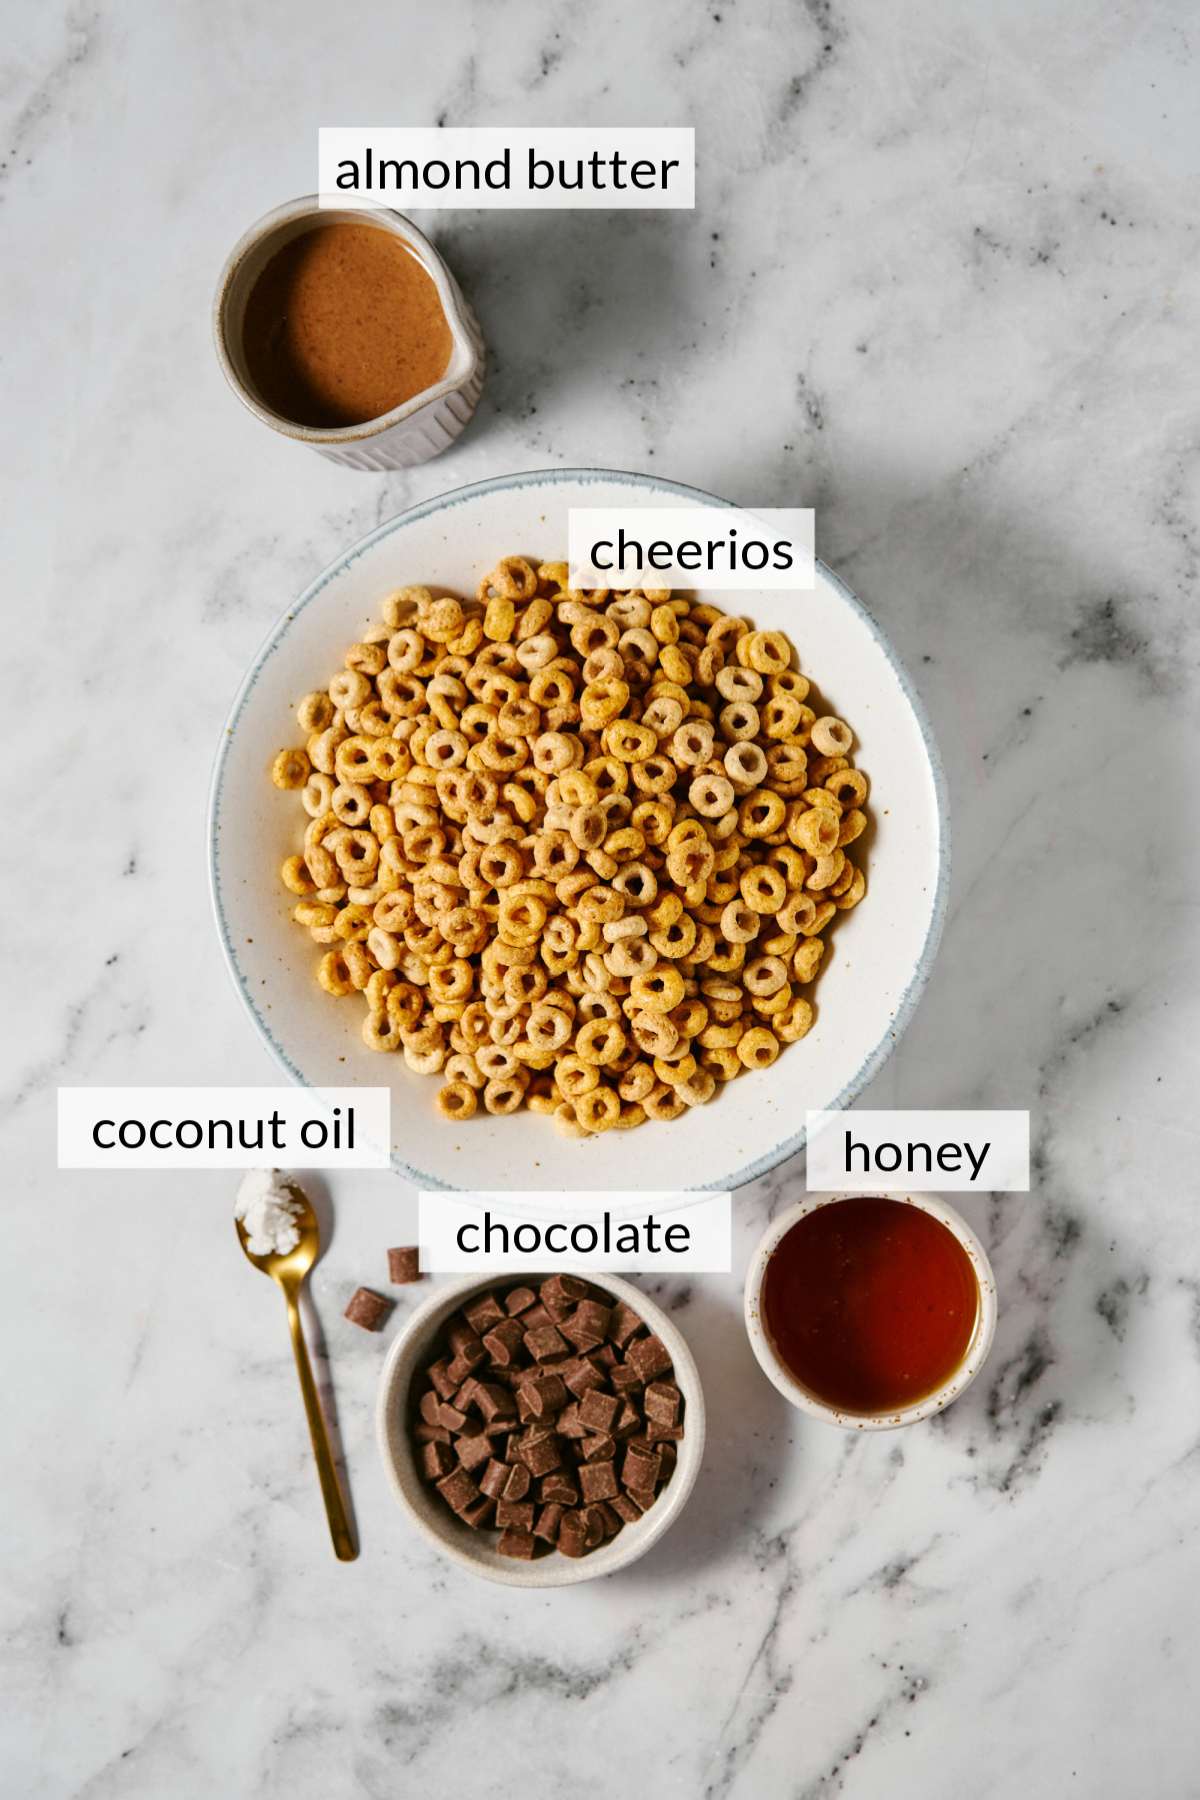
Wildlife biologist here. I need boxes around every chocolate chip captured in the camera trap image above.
[387,1245,421,1284]
[344,1287,392,1331]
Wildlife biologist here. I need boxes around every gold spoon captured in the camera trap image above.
[235,1186,357,1561]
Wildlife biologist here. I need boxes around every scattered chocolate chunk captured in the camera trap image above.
[387,1245,421,1284]
[345,1287,392,1331]
[409,1279,685,1561]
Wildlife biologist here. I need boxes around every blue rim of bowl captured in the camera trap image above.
[206,467,951,1193]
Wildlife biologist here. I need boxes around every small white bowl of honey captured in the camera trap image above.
[744,1192,998,1429]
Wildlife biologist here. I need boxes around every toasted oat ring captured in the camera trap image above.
[811,715,854,756]
[575,1017,627,1067]
[689,771,735,819]
[740,865,787,914]
[436,1080,478,1119]
[629,966,686,1013]
[737,1026,780,1070]
[575,1086,621,1133]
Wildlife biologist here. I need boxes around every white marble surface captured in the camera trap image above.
[6,1,1200,1794]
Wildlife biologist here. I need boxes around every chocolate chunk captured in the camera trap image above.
[595,1501,624,1538]
[474,1382,518,1423]
[578,1389,620,1434]
[574,1298,613,1339]
[447,1318,485,1359]
[622,1443,661,1491]
[626,1335,672,1382]
[613,1400,641,1438]
[593,1343,618,1370]
[421,1440,455,1480]
[419,1390,443,1428]
[647,1419,685,1444]
[557,1510,588,1557]
[482,1318,527,1366]
[480,1458,509,1500]
[460,1495,495,1529]
[626,1485,658,1514]
[344,1287,392,1331]
[428,1359,458,1400]
[387,1245,421,1284]
[581,1504,606,1548]
[556,1401,586,1439]
[534,1502,565,1543]
[519,1301,554,1331]
[446,1351,482,1385]
[609,1493,642,1524]
[502,1462,531,1502]
[413,1422,451,1445]
[497,1528,537,1560]
[539,1470,579,1505]
[437,1402,468,1433]
[610,1362,642,1394]
[644,1381,682,1426]
[505,1286,537,1315]
[518,1373,568,1422]
[516,1425,562,1476]
[657,1442,678,1479]
[560,1311,605,1352]
[456,1430,492,1472]
[524,1322,569,1363]
[607,1301,645,1347]
[541,1275,592,1308]
[563,1357,606,1398]
[581,1433,617,1463]
[579,1461,619,1503]
[435,1467,480,1514]
[495,1499,535,1532]
[464,1292,506,1335]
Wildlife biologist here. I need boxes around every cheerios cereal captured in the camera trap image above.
[269,559,870,1134]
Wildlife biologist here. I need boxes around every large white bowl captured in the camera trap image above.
[208,469,949,1191]
[376,1273,705,1587]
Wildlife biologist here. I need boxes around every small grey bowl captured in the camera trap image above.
[377,1273,706,1587]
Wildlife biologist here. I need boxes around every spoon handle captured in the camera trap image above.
[285,1293,358,1561]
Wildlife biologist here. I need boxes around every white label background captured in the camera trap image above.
[419,1190,732,1272]
[806,1110,1030,1191]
